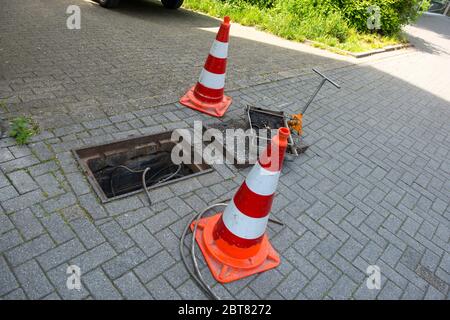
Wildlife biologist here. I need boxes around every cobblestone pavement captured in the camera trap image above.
[1,1,449,300]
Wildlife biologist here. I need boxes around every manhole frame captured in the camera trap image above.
[72,130,214,203]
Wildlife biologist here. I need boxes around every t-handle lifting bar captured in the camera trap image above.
[301,68,341,114]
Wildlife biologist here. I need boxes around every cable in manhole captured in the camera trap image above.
[72,130,213,203]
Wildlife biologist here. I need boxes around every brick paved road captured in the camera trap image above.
[0,2,449,300]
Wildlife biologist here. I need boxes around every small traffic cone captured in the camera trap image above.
[191,127,290,283]
[180,16,232,118]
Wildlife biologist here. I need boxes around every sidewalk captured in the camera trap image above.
[0,1,449,300]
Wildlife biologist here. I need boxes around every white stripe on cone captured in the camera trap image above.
[198,69,226,89]
[222,200,269,240]
[209,40,229,59]
[245,162,280,196]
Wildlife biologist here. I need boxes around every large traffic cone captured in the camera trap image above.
[191,127,290,283]
[180,16,232,118]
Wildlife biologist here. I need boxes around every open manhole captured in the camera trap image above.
[203,107,309,169]
[73,130,213,203]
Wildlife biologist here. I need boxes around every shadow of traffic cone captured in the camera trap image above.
[180,16,232,118]
[191,127,290,283]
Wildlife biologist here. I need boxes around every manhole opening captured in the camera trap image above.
[73,131,212,203]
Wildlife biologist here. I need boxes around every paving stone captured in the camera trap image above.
[115,207,153,230]
[307,250,342,282]
[353,282,380,300]
[424,285,446,300]
[99,220,134,253]
[70,218,105,249]
[163,262,191,289]
[78,193,108,220]
[0,170,10,188]
[0,148,15,163]
[302,272,333,299]
[104,196,143,216]
[102,247,147,279]
[0,256,19,296]
[15,259,54,299]
[0,185,19,202]
[315,234,343,260]
[338,238,364,262]
[30,142,54,161]
[127,224,162,258]
[66,172,90,196]
[284,248,318,280]
[2,288,27,300]
[146,275,181,299]
[10,208,44,240]
[41,193,77,214]
[380,244,403,268]
[5,234,55,267]
[177,279,209,300]
[28,161,59,177]
[134,250,176,284]
[1,155,40,173]
[271,227,299,252]
[331,253,366,283]
[0,229,23,252]
[2,189,45,213]
[377,280,403,300]
[35,173,63,197]
[7,170,38,194]
[37,238,85,271]
[249,269,284,299]
[420,249,441,272]
[415,264,448,294]
[360,241,384,263]
[143,208,179,234]
[235,287,260,300]
[293,231,320,256]
[43,292,61,300]
[70,243,116,273]
[46,263,90,300]
[166,197,193,217]
[40,213,75,244]
[276,270,308,299]
[0,211,14,234]
[328,275,358,300]
[83,269,122,300]
[114,272,152,300]
[401,283,425,299]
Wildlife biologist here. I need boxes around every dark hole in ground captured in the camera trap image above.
[73,131,212,202]
[248,106,309,156]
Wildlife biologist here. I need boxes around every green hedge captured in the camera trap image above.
[184,0,429,52]
[223,0,429,35]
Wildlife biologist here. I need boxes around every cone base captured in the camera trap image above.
[180,87,232,118]
[190,213,280,283]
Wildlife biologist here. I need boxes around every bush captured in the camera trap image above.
[184,0,423,52]
[234,0,428,35]
[335,0,429,35]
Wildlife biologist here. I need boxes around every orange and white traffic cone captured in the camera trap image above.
[180,16,232,118]
[191,127,290,283]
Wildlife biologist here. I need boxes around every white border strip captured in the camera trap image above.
[209,40,228,59]
[198,69,225,89]
[245,162,280,196]
[222,201,268,240]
